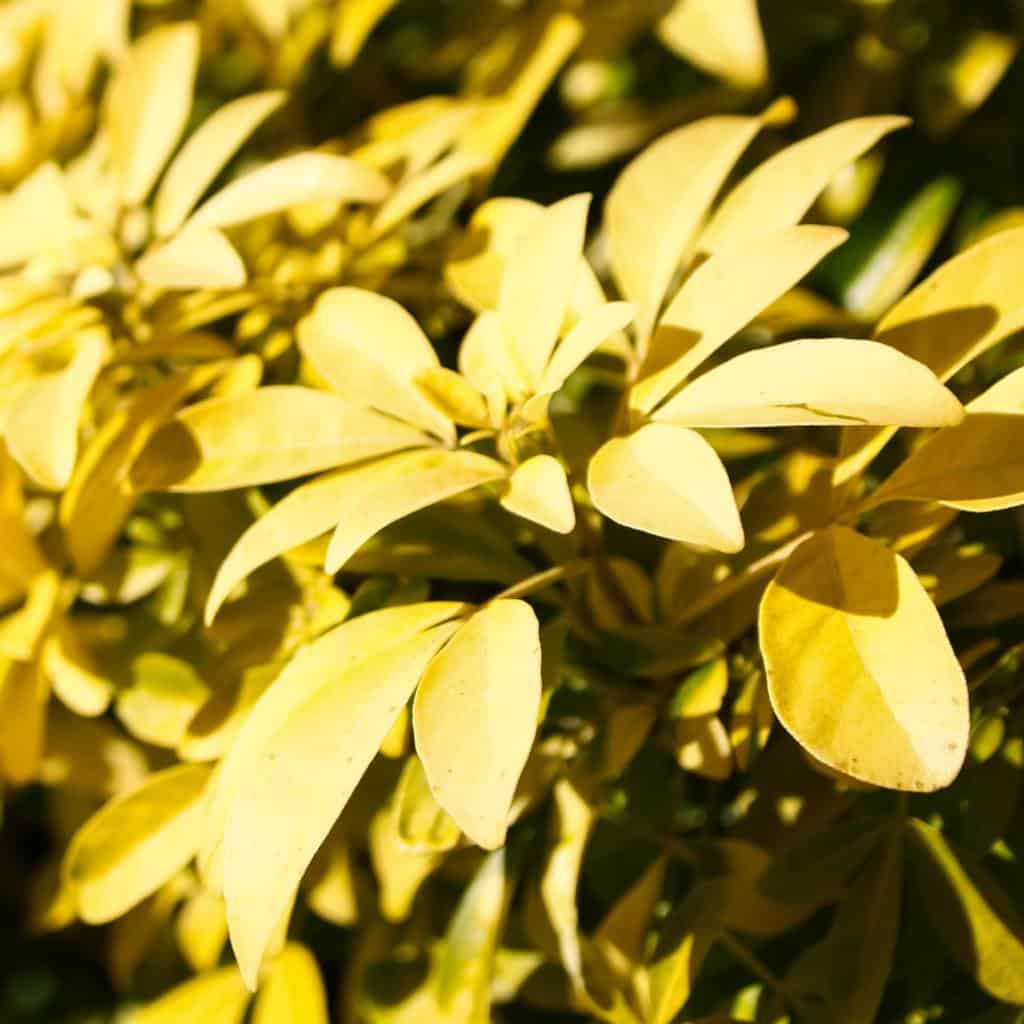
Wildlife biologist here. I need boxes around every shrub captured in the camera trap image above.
[2,2,1024,1022]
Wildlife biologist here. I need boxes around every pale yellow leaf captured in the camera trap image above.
[154,90,286,238]
[136,227,246,291]
[657,0,768,89]
[0,163,79,269]
[223,622,458,987]
[64,762,212,923]
[700,116,909,254]
[43,629,114,718]
[104,23,199,205]
[498,193,591,388]
[252,943,328,1024]
[653,338,963,427]
[500,455,575,534]
[298,287,454,442]
[760,527,969,791]
[458,310,526,413]
[606,115,761,344]
[116,653,210,749]
[331,0,400,65]
[132,967,250,1024]
[632,225,848,414]
[134,386,429,493]
[415,368,491,429]
[540,300,636,394]
[187,153,389,231]
[176,885,228,972]
[414,600,542,849]
[588,424,743,551]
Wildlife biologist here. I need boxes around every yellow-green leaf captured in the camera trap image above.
[760,527,969,791]
[252,943,329,1024]
[588,424,743,551]
[64,762,212,923]
[653,338,963,428]
[135,386,429,492]
[298,287,454,442]
[136,227,246,291]
[133,967,251,1024]
[414,600,542,850]
[187,153,389,231]
[154,90,286,238]
[500,455,576,534]
[699,116,908,254]
[104,23,199,206]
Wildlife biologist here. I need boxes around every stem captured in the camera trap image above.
[492,560,591,602]
[718,930,794,1006]
[673,533,810,627]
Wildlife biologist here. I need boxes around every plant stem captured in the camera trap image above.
[492,560,591,602]
[718,930,794,1007]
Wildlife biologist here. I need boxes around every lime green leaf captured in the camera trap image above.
[187,153,389,231]
[498,193,591,388]
[588,423,743,551]
[501,455,576,534]
[64,762,212,923]
[872,366,1024,511]
[700,116,909,254]
[657,0,768,89]
[154,90,286,238]
[104,23,199,205]
[632,225,848,414]
[222,620,459,987]
[653,338,963,427]
[606,115,761,344]
[5,330,106,490]
[298,287,454,442]
[135,386,429,492]
[760,527,969,791]
[133,967,251,1024]
[908,819,1024,1004]
[414,600,542,850]
[136,227,246,291]
[252,943,328,1024]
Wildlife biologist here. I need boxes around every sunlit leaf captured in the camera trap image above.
[136,227,246,291]
[252,943,329,1024]
[501,455,576,534]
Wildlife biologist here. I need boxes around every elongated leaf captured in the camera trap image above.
[136,227,246,290]
[872,365,1024,510]
[223,622,457,987]
[908,819,1024,1004]
[632,226,848,414]
[298,287,454,442]
[498,194,591,388]
[154,90,286,237]
[414,600,542,849]
[133,967,251,1024]
[654,338,963,427]
[331,0,400,65]
[252,943,328,1024]
[606,115,761,344]
[588,423,743,551]
[541,300,636,394]
[135,386,428,492]
[700,116,908,253]
[187,153,389,231]
[104,23,199,205]
[657,0,768,89]
[501,455,576,534]
[760,527,969,790]
[64,763,212,923]
[5,330,106,490]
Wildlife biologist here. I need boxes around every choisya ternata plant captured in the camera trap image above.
[5,16,1024,1018]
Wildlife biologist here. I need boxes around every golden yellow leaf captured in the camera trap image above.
[42,628,114,718]
[331,0,400,65]
[700,116,909,254]
[64,762,212,923]
[222,621,458,987]
[136,227,246,291]
[760,527,969,791]
[653,338,963,428]
[657,0,769,89]
[187,153,389,231]
[498,194,591,388]
[298,287,455,442]
[632,225,848,414]
[104,23,199,206]
[395,754,461,853]
[414,600,542,849]
[115,653,210,749]
[500,455,576,534]
[588,424,743,551]
[252,943,328,1024]
[606,115,761,344]
[415,367,491,429]
[154,90,286,238]
[132,967,251,1024]
[0,659,48,784]
[135,386,429,492]
[674,716,732,780]
[176,885,228,972]
[0,163,79,270]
